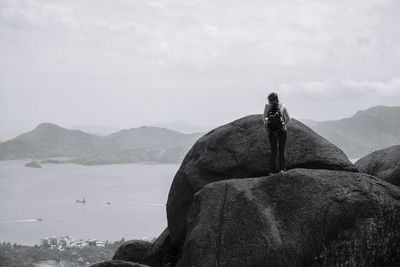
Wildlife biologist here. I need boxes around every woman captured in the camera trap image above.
[263,92,291,173]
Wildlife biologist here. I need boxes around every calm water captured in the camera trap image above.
[0,160,179,245]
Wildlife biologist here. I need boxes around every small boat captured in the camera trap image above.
[36,218,43,222]
[106,202,111,205]
[76,197,86,204]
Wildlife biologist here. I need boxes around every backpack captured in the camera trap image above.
[267,103,284,132]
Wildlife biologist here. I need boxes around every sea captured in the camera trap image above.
[0,160,179,245]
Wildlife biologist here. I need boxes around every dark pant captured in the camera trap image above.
[268,129,287,173]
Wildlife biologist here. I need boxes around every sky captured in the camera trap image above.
[1,0,400,140]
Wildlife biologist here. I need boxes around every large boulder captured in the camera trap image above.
[112,240,153,265]
[356,145,400,186]
[110,231,178,267]
[180,169,400,266]
[167,115,356,246]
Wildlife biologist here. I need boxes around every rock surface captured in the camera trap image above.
[112,240,152,265]
[355,145,400,186]
[110,232,178,267]
[149,228,177,267]
[167,115,356,246]
[90,260,149,267]
[180,169,400,267]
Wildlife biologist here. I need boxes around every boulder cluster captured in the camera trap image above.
[355,145,400,187]
[91,115,400,267]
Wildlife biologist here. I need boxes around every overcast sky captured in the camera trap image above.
[1,0,400,140]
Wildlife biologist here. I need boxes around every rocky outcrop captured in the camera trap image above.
[112,240,153,265]
[93,115,400,266]
[180,169,400,266]
[355,145,400,186]
[167,115,356,246]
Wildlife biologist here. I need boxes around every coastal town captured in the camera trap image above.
[0,238,125,266]
[40,236,106,250]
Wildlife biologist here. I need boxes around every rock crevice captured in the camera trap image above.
[214,184,229,267]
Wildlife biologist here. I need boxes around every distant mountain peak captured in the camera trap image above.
[110,125,184,138]
[69,124,120,136]
[150,120,210,134]
[303,105,400,158]
[36,122,62,129]
[354,105,400,117]
[30,123,68,136]
[0,121,204,163]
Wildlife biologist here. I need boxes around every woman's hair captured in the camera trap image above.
[268,92,279,103]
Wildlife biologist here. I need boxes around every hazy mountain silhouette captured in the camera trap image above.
[69,124,121,136]
[0,123,102,160]
[150,120,211,134]
[106,126,200,150]
[0,123,203,164]
[302,106,400,158]
[2,105,398,163]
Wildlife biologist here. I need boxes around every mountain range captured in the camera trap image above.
[301,105,400,158]
[69,124,121,136]
[0,123,203,165]
[0,105,399,164]
[149,120,212,134]
[69,121,210,136]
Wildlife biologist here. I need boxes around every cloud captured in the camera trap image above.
[279,77,400,99]
[2,0,399,74]
[0,0,399,76]
[1,0,400,139]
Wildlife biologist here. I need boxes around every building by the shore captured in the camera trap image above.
[40,236,105,250]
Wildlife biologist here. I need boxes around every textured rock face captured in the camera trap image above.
[167,115,356,246]
[181,169,400,267]
[112,240,152,265]
[356,145,400,186]
[110,231,177,267]
[150,228,177,267]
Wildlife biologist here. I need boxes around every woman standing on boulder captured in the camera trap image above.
[263,92,291,174]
